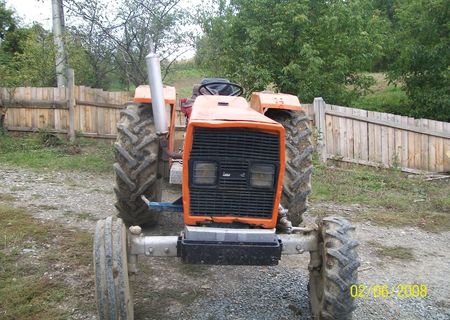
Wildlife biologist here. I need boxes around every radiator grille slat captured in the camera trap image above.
[189,127,280,218]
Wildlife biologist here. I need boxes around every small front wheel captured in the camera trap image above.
[94,217,133,319]
[308,217,360,319]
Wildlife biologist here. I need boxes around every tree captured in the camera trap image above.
[12,24,57,86]
[0,22,94,87]
[65,0,195,88]
[0,2,32,87]
[67,26,116,88]
[0,0,16,40]
[196,0,389,104]
[388,0,450,121]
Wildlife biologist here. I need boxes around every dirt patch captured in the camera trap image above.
[0,193,15,202]
[367,241,415,261]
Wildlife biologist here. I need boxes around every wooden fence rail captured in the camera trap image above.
[1,85,449,173]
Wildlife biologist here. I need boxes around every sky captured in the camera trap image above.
[5,0,206,29]
[6,0,53,29]
[5,0,201,59]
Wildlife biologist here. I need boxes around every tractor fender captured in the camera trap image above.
[133,84,177,105]
[250,91,302,115]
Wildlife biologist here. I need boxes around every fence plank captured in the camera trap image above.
[374,112,382,163]
[335,106,346,158]
[386,113,395,166]
[428,120,437,172]
[414,119,422,169]
[419,119,429,171]
[352,108,360,160]
[331,114,339,157]
[406,117,415,168]
[444,122,450,172]
[105,107,111,135]
[380,112,389,165]
[325,113,333,157]
[393,115,402,168]
[66,69,75,140]
[400,116,408,167]
[80,86,86,133]
[367,111,375,162]
[313,98,327,162]
[435,121,444,172]
[359,109,369,161]
[344,107,353,159]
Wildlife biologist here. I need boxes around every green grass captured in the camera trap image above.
[37,204,59,211]
[0,204,93,319]
[352,86,410,113]
[368,241,415,261]
[354,209,450,232]
[177,263,210,276]
[311,162,450,231]
[350,72,411,115]
[311,163,449,213]
[0,193,16,202]
[164,61,206,98]
[9,186,27,192]
[0,133,114,173]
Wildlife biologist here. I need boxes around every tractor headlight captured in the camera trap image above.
[193,161,218,185]
[250,164,275,188]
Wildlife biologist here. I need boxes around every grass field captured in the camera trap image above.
[350,73,410,114]
[0,205,93,319]
[160,64,411,118]
[310,161,450,232]
[0,133,113,174]
[164,61,207,98]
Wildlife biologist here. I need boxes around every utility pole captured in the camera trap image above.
[52,0,67,87]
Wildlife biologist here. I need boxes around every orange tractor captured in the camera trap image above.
[94,47,360,319]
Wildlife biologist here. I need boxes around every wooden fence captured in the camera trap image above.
[1,85,449,173]
[313,98,450,173]
[0,86,130,139]
[0,85,186,140]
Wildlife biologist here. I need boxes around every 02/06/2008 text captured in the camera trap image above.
[350,284,428,299]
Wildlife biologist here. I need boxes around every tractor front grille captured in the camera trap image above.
[189,127,280,218]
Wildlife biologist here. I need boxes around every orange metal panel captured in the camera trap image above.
[182,120,285,229]
[250,92,302,114]
[133,85,177,105]
[191,95,279,124]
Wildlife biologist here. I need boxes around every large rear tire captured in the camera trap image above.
[94,217,133,319]
[267,110,313,225]
[308,217,360,319]
[114,103,162,226]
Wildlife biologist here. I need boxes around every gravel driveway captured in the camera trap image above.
[1,165,449,319]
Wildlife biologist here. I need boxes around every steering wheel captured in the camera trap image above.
[198,81,244,97]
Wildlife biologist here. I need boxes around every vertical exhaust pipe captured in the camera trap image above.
[146,41,168,135]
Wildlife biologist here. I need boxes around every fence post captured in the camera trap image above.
[313,97,327,163]
[67,68,75,142]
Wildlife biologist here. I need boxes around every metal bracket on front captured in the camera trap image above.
[127,224,319,272]
[141,195,183,213]
[127,225,178,273]
[278,232,318,254]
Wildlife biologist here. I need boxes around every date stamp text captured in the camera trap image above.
[350,284,428,299]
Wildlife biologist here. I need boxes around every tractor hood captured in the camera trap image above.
[190,95,278,124]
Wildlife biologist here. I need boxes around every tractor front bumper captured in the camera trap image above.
[127,225,318,269]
